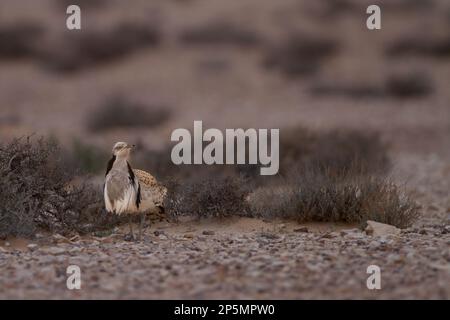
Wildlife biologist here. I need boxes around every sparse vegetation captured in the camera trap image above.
[162,126,419,228]
[0,24,44,59]
[387,36,450,59]
[0,127,417,239]
[165,176,250,219]
[179,22,261,47]
[310,82,383,99]
[86,95,171,132]
[311,72,433,99]
[0,137,119,239]
[264,34,338,77]
[164,165,419,228]
[38,23,160,73]
[279,126,390,176]
[248,167,420,228]
[385,72,433,99]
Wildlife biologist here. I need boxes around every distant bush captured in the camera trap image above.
[248,166,420,228]
[0,24,44,59]
[279,126,390,176]
[310,72,433,99]
[0,137,119,239]
[86,96,171,132]
[38,23,160,73]
[179,22,261,47]
[310,82,384,99]
[387,36,450,59]
[385,72,433,99]
[264,34,338,77]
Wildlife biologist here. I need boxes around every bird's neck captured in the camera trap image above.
[112,156,130,170]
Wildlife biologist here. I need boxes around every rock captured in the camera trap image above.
[27,244,38,251]
[320,232,337,239]
[294,227,309,233]
[365,220,401,237]
[41,247,66,255]
[154,230,163,237]
[158,234,168,240]
[202,230,215,236]
[184,233,194,239]
[52,234,71,244]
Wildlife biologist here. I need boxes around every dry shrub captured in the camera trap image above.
[264,34,338,77]
[0,137,118,239]
[248,167,420,228]
[86,96,171,132]
[310,82,384,99]
[0,24,44,59]
[164,176,250,219]
[39,23,160,73]
[311,72,432,99]
[279,126,390,176]
[385,72,433,99]
[387,36,450,59]
[179,22,261,47]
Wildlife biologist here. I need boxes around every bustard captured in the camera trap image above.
[104,142,166,240]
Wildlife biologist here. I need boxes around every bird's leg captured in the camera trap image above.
[124,215,135,241]
[138,211,145,241]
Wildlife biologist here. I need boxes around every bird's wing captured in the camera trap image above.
[133,169,167,208]
[133,169,160,188]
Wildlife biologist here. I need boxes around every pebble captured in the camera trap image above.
[27,244,38,251]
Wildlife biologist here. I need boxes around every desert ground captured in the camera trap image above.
[0,0,449,299]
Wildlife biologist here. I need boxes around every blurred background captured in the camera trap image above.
[0,0,449,172]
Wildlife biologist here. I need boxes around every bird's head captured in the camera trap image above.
[112,142,135,158]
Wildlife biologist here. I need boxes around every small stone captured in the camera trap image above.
[158,234,168,240]
[321,232,337,239]
[365,220,401,237]
[27,244,38,251]
[41,247,66,255]
[52,234,71,244]
[184,233,194,239]
[419,229,427,235]
[202,230,215,236]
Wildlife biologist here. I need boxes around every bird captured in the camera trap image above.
[104,142,166,240]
